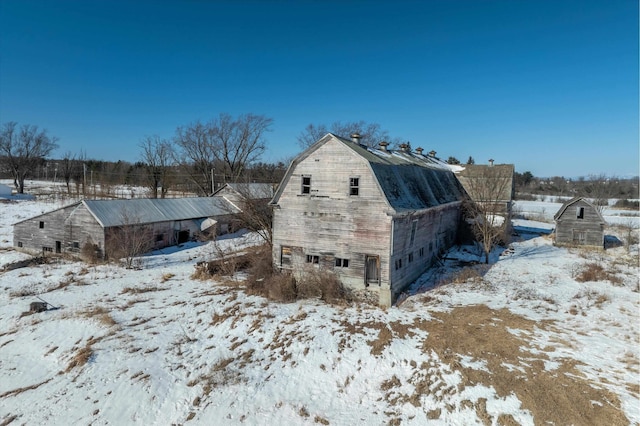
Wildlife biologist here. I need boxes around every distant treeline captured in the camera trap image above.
[514,171,640,203]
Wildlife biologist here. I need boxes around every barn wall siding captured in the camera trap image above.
[555,199,604,248]
[389,202,461,299]
[13,204,80,255]
[272,139,394,303]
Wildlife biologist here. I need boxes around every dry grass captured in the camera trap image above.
[80,306,117,327]
[160,273,175,283]
[418,305,628,425]
[437,265,488,286]
[121,285,166,294]
[64,344,93,373]
[0,378,53,398]
[574,262,622,284]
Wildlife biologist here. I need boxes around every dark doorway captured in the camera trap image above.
[177,230,190,244]
[55,241,61,253]
[365,255,380,287]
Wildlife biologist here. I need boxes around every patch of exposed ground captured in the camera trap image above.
[418,305,628,425]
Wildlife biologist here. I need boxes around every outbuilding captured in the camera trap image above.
[553,197,605,248]
[13,197,239,259]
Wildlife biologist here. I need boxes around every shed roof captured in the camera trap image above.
[83,197,239,227]
[214,183,275,199]
[553,196,605,223]
[271,133,466,212]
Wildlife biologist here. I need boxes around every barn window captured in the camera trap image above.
[408,253,414,263]
[395,258,403,270]
[576,207,584,219]
[410,220,418,246]
[73,241,80,249]
[335,257,349,268]
[281,246,292,266]
[39,221,44,229]
[301,175,311,194]
[349,177,359,196]
[419,247,424,257]
[156,234,164,242]
[306,254,319,264]
[17,242,23,248]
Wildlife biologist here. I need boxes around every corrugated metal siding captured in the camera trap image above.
[83,197,239,227]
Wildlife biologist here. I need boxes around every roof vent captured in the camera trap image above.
[350,133,361,144]
[415,147,424,155]
[379,141,389,151]
[428,150,437,157]
[489,158,494,167]
[399,143,409,152]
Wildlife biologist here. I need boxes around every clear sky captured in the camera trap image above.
[1,0,638,178]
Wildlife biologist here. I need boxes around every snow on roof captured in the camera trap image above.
[83,197,239,228]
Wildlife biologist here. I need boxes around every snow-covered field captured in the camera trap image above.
[1,191,639,425]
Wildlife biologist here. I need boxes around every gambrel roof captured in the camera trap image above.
[553,196,605,223]
[270,133,466,213]
[13,197,239,228]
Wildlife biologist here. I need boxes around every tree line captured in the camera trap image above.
[2,117,637,202]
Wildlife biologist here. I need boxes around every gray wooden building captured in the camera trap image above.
[13,197,239,258]
[269,133,466,306]
[455,162,515,216]
[553,197,605,248]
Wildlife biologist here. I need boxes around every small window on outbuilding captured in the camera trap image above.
[349,177,359,196]
[39,221,44,229]
[301,175,311,194]
[73,241,80,249]
[156,234,164,242]
[306,254,319,264]
[18,241,23,248]
[577,207,585,219]
[408,253,414,263]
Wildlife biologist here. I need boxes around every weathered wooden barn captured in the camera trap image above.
[455,161,515,217]
[553,197,605,248]
[269,133,467,306]
[13,197,239,258]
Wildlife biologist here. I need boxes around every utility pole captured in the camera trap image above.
[211,168,215,195]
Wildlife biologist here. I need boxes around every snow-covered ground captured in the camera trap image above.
[1,190,639,425]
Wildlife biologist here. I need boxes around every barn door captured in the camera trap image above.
[365,255,380,287]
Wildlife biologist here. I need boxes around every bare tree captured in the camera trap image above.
[0,122,59,193]
[220,183,275,245]
[297,120,391,149]
[458,165,515,263]
[59,151,77,195]
[584,174,610,215]
[139,135,175,198]
[174,114,272,195]
[210,113,272,182]
[105,208,153,269]
[174,120,217,195]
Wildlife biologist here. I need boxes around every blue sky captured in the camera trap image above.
[1,0,638,178]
